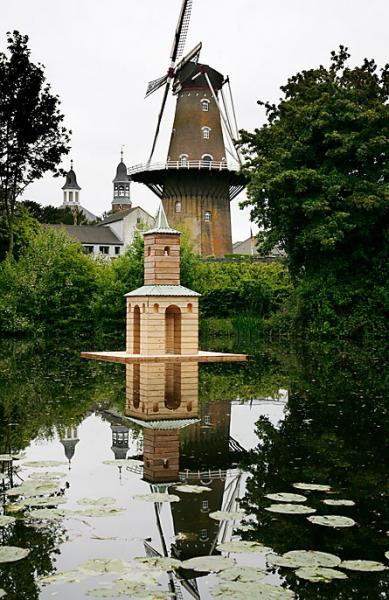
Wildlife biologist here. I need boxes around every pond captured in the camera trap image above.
[0,335,387,599]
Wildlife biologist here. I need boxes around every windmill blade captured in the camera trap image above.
[173,42,202,94]
[170,0,192,63]
[145,74,168,98]
[148,81,171,164]
[175,41,202,74]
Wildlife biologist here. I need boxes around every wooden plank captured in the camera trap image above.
[81,351,248,364]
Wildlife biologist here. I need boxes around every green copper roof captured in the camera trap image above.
[145,202,180,235]
[125,285,200,297]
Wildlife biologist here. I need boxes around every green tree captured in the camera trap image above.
[240,47,388,278]
[240,48,389,337]
[0,31,70,256]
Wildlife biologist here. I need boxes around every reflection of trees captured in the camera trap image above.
[0,338,125,456]
[0,521,66,600]
[240,341,389,600]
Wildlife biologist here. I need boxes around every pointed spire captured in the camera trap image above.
[155,202,170,229]
[145,202,180,235]
[120,145,124,163]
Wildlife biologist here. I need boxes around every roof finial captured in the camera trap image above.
[120,145,124,163]
[70,158,74,171]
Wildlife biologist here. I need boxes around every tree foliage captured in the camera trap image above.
[0,31,70,255]
[240,47,388,278]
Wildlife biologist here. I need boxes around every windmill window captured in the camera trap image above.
[204,415,211,425]
[202,127,211,140]
[202,500,209,511]
[179,154,189,166]
[202,154,213,163]
[201,99,210,111]
[200,529,208,541]
[175,200,181,213]
[204,211,212,223]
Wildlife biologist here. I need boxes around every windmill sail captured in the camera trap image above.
[171,0,193,61]
[146,74,168,98]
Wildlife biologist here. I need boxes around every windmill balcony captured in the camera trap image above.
[128,159,238,176]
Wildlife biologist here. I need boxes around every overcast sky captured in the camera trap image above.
[2,0,388,241]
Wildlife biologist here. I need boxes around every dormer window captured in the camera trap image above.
[202,127,211,140]
[201,99,210,111]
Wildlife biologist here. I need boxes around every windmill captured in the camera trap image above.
[129,0,246,257]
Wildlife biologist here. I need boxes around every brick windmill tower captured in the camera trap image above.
[129,0,245,257]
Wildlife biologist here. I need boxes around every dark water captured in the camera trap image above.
[0,336,387,599]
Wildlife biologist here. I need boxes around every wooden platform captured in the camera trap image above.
[80,350,248,364]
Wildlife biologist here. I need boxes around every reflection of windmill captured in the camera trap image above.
[130,0,245,257]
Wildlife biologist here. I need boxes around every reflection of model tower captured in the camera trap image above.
[59,427,79,467]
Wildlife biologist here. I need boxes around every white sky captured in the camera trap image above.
[2,0,388,242]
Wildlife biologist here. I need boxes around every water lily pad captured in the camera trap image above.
[103,459,143,467]
[283,550,341,568]
[217,541,271,554]
[79,558,131,575]
[4,504,23,513]
[0,516,16,527]
[38,570,82,584]
[0,455,14,462]
[340,560,387,572]
[6,481,60,497]
[219,566,266,582]
[237,524,256,532]
[135,556,181,570]
[265,503,316,515]
[76,497,116,506]
[295,567,348,583]
[28,471,66,481]
[0,590,5,598]
[20,496,66,508]
[322,499,355,507]
[265,493,307,503]
[211,581,294,599]
[174,485,212,494]
[131,593,174,600]
[23,461,67,468]
[182,555,235,572]
[385,552,389,561]
[28,508,66,521]
[209,510,245,521]
[293,483,332,492]
[132,493,179,503]
[0,546,30,563]
[71,507,126,518]
[267,554,303,569]
[307,515,356,528]
[117,570,162,585]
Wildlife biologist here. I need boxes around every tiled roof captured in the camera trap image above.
[52,224,122,245]
[125,285,200,297]
[99,208,135,225]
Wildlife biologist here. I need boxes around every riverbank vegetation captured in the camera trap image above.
[0,226,291,341]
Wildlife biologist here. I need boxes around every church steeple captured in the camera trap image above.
[112,148,131,213]
[62,160,81,207]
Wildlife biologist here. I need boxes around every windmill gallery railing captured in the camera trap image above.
[128,159,239,176]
